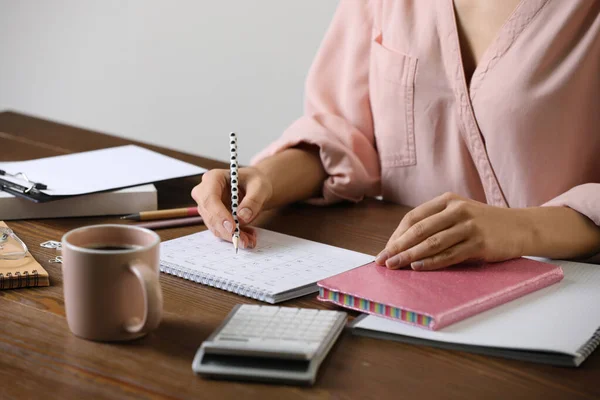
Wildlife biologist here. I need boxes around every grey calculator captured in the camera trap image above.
[192,304,347,385]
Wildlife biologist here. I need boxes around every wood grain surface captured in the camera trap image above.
[0,111,598,400]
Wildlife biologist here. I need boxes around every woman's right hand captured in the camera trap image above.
[191,167,273,249]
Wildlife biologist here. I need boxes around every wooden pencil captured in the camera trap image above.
[121,207,199,221]
[230,132,240,253]
[133,216,204,230]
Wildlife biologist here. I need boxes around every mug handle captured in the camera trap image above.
[124,260,163,334]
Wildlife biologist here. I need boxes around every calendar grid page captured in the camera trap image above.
[160,228,373,295]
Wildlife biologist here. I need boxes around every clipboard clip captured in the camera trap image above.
[0,169,48,194]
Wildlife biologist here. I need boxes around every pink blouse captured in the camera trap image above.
[253,1,600,228]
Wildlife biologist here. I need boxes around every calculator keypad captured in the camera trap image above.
[215,305,345,356]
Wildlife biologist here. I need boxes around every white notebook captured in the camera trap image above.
[0,184,157,220]
[159,228,373,303]
[350,258,600,367]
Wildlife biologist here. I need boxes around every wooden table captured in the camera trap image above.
[0,111,598,400]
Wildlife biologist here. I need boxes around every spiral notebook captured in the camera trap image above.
[0,222,49,289]
[350,259,600,367]
[159,228,373,303]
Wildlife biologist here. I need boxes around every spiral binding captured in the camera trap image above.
[576,326,600,360]
[160,261,273,302]
[0,270,39,289]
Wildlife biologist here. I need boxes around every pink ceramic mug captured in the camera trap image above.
[62,224,163,341]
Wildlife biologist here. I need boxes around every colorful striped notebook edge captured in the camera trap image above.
[318,287,434,329]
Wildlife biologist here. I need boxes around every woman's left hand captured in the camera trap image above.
[375,192,529,271]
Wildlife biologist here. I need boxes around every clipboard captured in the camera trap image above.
[0,145,207,203]
[0,170,56,203]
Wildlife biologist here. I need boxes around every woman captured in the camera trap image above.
[192,0,600,270]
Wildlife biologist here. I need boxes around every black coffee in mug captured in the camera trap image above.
[84,244,142,251]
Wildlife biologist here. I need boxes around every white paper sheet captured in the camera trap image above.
[160,228,373,296]
[352,258,600,356]
[0,145,206,196]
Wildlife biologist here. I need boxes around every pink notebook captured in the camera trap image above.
[317,259,564,330]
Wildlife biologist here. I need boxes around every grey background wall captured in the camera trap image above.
[0,0,339,165]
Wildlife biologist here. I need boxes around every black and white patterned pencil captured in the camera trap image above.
[229,132,240,253]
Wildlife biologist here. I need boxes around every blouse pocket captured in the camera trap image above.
[369,34,418,167]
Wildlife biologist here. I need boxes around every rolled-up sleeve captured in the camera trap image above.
[543,183,600,225]
[543,183,600,263]
[251,1,380,205]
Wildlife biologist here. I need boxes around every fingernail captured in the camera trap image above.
[386,254,403,269]
[248,236,257,249]
[241,238,254,249]
[375,250,389,265]
[411,260,424,270]
[238,208,252,222]
[223,220,233,234]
